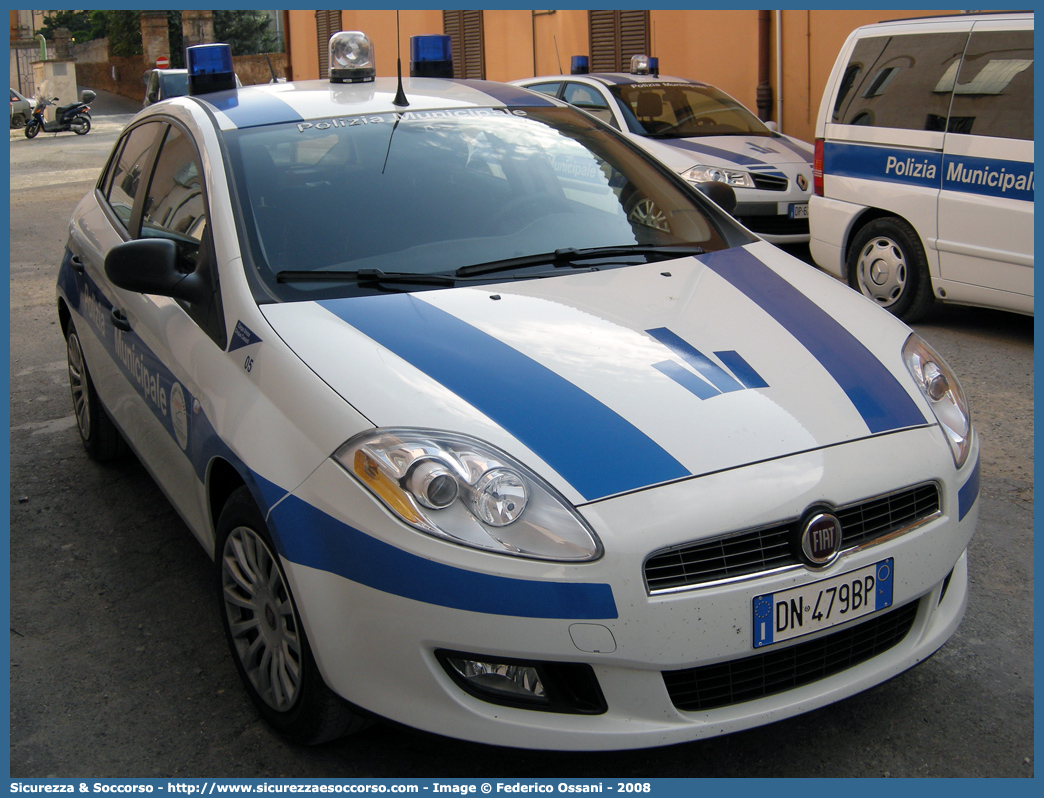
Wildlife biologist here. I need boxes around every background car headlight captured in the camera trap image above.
[682,164,755,189]
[903,334,972,468]
[335,429,602,561]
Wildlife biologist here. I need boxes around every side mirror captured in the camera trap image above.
[104,238,207,304]
[764,120,779,132]
[696,181,737,215]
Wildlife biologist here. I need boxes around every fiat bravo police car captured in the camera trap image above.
[57,34,978,750]
[511,55,815,245]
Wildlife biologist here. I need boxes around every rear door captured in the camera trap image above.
[937,19,1034,310]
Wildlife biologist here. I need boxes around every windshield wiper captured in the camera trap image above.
[455,244,705,278]
[276,268,457,286]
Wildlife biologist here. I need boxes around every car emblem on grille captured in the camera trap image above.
[796,174,809,192]
[799,511,843,567]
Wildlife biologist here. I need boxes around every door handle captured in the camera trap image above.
[111,308,132,332]
[70,255,85,273]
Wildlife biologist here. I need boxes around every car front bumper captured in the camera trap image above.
[273,426,978,750]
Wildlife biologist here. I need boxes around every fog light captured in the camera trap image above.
[447,656,546,702]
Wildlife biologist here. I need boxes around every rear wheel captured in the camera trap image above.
[24,120,39,138]
[217,487,370,745]
[65,323,126,461]
[11,113,27,128]
[71,114,90,135]
[847,216,934,322]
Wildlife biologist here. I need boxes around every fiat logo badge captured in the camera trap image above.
[801,512,843,566]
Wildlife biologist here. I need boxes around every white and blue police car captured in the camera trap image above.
[58,33,978,750]
[512,55,815,245]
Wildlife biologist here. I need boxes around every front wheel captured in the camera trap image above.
[847,217,934,322]
[71,114,90,135]
[24,120,39,138]
[217,487,370,745]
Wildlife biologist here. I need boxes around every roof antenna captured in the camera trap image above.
[392,10,409,107]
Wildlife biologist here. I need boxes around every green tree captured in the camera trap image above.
[94,10,143,57]
[39,10,95,42]
[214,10,280,55]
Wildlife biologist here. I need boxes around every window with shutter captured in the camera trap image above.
[315,10,342,77]
[588,10,649,72]
[443,10,485,79]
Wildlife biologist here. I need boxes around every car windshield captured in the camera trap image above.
[609,82,769,139]
[225,105,742,301]
[159,72,189,98]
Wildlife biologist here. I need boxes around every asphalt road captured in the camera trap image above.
[7,99,1034,779]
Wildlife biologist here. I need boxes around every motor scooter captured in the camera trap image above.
[24,89,95,138]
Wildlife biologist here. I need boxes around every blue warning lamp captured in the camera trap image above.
[186,43,236,95]
[570,55,590,75]
[410,35,453,78]
[648,57,659,77]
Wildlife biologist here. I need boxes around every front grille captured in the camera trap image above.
[736,215,810,236]
[750,172,789,191]
[662,600,919,711]
[644,483,940,594]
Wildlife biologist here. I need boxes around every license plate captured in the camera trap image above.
[752,559,893,648]
[789,202,809,219]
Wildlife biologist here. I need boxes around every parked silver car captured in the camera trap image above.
[10,88,31,128]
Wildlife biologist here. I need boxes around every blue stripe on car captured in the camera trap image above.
[648,327,743,393]
[958,456,980,521]
[319,293,691,501]
[201,91,304,128]
[660,138,779,170]
[698,248,927,434]
[266,491,619,620]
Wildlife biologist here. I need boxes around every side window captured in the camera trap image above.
[562,82,618,128]
[526,81,562,98]
[947,29,1033,140]
[834,32,968,131]
[103,122,163,232]
[142,125,226,347]
[142,126,205,249]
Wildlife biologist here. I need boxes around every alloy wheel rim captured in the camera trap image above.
[221,526,303,712]
[67,333,91,440]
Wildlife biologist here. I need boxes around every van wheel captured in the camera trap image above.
[847,217,933,322]
[217,487,370,745]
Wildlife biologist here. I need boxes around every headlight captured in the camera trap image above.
[334,429,603,562]
[682,164,755,189]
[903,335,972,467]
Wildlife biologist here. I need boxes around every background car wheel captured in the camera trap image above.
[11,114,27,129]
[847,217,934,322]
[72,114,91,135]
[217,487,370,745]
[66,324,126,461]
[24,121,39,139]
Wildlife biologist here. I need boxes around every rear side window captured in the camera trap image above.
[946,29,1033,140]
[832,32,968,130]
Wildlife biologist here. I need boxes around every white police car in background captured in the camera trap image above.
[811,12,1033,321]
[512,56,814,245]
[58,33,978,750]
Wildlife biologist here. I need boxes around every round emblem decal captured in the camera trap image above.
[797,174,809,192]
[170,381,189,451]
[800,512,843,566]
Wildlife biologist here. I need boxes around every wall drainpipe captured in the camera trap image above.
[756,10,773,122]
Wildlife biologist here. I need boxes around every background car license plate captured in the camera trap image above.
[752,559,893,648]
[789,202,809,219]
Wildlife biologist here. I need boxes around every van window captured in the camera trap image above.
[832,32,967,131]
[946,30,1033,140]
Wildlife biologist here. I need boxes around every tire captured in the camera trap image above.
[217,487,370,745]
[11,114,26,129]
[72,114,90,135]
[847,217,934,322]
[24,120,39,139]
[65,323,126,461]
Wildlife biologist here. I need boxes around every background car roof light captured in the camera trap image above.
[186,43,236,95]
[570,55,590,75]
[410,34,453,78]
[630,54,651,74]
[648,56,660,76]
[329,31,376,83]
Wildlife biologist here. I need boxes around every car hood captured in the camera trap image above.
[260,243,929,506]
[632,132,813,175]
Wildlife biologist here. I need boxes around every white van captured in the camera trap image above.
[810,12,1033,321]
